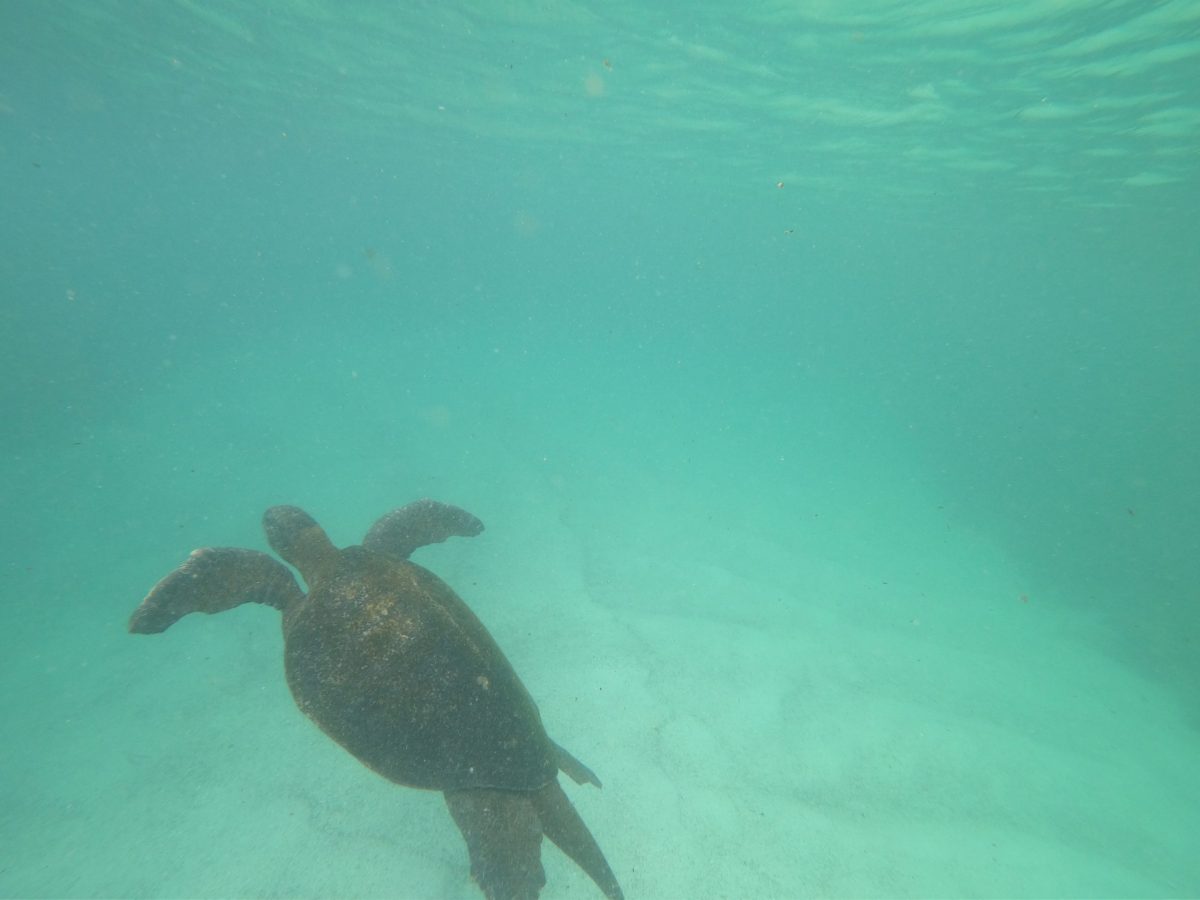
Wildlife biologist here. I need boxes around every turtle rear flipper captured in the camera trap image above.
[363,499,484,560]
[445,788,546,900]
[533,780,624,900]
[129,547,303,634]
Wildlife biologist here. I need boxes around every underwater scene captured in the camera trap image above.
[1,2,1198,898]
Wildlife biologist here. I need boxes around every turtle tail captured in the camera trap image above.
[129,547,303,634]
[553,740,604,788]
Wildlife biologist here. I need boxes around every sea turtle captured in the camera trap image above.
[129,499,623,900]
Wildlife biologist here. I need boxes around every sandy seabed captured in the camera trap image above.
[1,461,1196,899]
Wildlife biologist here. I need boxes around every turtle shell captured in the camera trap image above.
[282,546,557,791]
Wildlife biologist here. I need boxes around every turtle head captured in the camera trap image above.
[263,505,339,586]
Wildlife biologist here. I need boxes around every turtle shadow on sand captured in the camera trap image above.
[129,499,623,900]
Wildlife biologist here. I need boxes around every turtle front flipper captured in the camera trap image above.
[128,547,303,634]
[444,788,546,900]
[363,499,484,560]
[532,780,624,900]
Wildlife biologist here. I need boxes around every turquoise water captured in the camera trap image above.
[2,2,1198,897]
